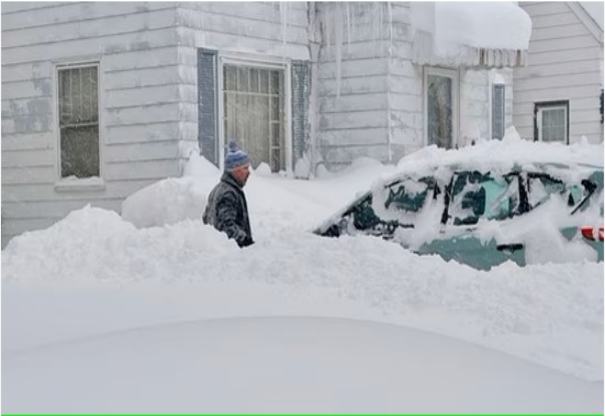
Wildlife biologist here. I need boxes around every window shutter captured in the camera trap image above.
[291,61,310,164]
[492,84,505,140]
[197,49,218,165]
[600,90,603,124]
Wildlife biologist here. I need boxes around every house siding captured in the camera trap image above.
[1,2,182,247]
[316,2,392,171]
[459,68,514,146]
[388,3,423,161]
[514,2,603,144]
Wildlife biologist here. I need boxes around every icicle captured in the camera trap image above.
[279,2,288,62]
[324,4,332,56]
[334,3,344,99]
[346,2,352,55]
[379,2,384,42]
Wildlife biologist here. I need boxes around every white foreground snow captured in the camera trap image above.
[2,139,604,411]
[3,317,602,413]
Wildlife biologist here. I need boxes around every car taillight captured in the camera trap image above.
[581,225,604,241]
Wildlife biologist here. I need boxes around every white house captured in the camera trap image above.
[1,2,531,247]
[513,1,604,144]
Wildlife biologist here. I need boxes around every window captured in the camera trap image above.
[385,177,434,213]
[492,84,505,140]
[222,64,286,172]
[57,64,100,179]
[447,171,521,226]
[425,68,458,149]
[526,174,566,210]
[534,101,569,144]
[526,173,596,214]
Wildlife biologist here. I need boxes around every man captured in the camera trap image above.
[203,141,254,248]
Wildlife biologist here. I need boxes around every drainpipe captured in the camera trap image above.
[308,2,321,177]
[386,1,394,163]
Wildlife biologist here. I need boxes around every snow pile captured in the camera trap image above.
[3,140,604,383]
[3,317,602,413]
[122,153,221,229]
[396,127,604,176]
[3,203,604,381]
[121,154,395,232]
[182,151,221,178]
[121,178,209,229]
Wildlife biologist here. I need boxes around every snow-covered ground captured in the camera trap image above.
[3,317,602,413]
[2,138,604,412]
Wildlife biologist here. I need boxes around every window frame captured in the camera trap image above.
[217,53,292,173]
[53,58,104,191]
[533,100,570,145]
[423,67,459,149]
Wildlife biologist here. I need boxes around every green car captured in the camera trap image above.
[315,162,604,271]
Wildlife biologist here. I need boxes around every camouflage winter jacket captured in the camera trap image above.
[202,171,254,248]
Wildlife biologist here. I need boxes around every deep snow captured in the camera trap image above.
[3,317,602,413]
[3,138,603,390]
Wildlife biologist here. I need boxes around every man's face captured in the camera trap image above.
[232,164,251,186]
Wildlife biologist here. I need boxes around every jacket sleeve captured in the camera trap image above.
[215,190,249,245]
[202,203,210,225]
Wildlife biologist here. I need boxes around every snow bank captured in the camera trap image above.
[121,153,394,231]
[2,204,603,381]
[3,317,602,413]
[121,178,209,229]
[3,138,603,383]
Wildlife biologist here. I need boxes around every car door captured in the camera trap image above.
[417,171,526,270]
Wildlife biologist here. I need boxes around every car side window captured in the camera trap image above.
[352,196,383,231]
[448,171,520,226]
[526,174,566,210]
[384,177,434,213]
[337,195,400,237]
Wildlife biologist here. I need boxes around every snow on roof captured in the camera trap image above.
[411,2,532,67]
[436,2,532,50]
[411,2,532,50]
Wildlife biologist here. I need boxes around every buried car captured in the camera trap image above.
[315,143,604,270]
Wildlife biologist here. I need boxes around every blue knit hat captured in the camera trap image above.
[224,140,250,171]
